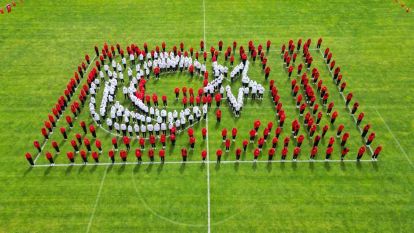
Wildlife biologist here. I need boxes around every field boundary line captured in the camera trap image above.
[202,0,211,232]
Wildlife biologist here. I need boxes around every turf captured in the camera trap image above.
[0,0,413,232]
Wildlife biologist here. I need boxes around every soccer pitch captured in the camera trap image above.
[1,0,414,232]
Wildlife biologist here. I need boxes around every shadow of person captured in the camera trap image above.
[291,161,297,171]
[234,161,240,172]
[133,163,141,174]
[44,166,53,176]
[117,164,126,174]
[157,163,164,174]
[308,161,315,171]
[23,166,33,177]
[252,161,257,171]
[280,161,286,171]
[179,163,186,174]
[65,165,73,176]
[199,162,206,171]
[340,161,346,171]
[324,161,331,171]
[89,164,98,173]
[146,163,154,173]
[266,162,272,172]
[371,161,378,171]
[215,162,221,171]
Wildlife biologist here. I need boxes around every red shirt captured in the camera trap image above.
[95,140,102,148]
[254,148,260,157]
[216,109,222,118]
[89,125,95,133]
[236,148,242,156]
[45,152,53,159]
[243,140,248,147]
[148,149,154,158]
[326,147,333,155]
[135,149,141,158]
[67,152,74,160]
[34,140,40,148]
[221,128,227,137]
[358,146,366,155]
[225,139,231,147]
[202,128,207,136]
[190,137,196,144]
[181,148,187,157]
[120,150,127,159]
[159,150,165,157]
[201,150,207,159]
[293,147,301,155]
[149,135,156,144]
[216,149,222,157]
[311,147,318,156]
[25,153,32,159]
[249,129,256,137]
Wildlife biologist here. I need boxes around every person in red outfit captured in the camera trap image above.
[45,152,54,165]
[242,140,248,152]
[310,146,318,160]
[216,109,222,123]
[372,146,382,160]
[325,147,333,160]
[231,128,238,141]
[201,150,207,161]
[225,139,231,152]
[181,148,188,162]
[216,149,222,163]
[281,147,288,160]
[25,153,34,166]
[148,148,155,162]
[159,149,165,163]
[235,148,242,161]
[135,149,142,163]
[221,128,227,142]
[357,146,366,161]
[341,147,349,161]
[292,147,301,161]
[67,152,75,163]
[366,132,375,146]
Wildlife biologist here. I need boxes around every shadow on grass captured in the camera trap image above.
[234,162,239,172]
[157,163,164,174]
[23,166,33,177]
[179,163,186,173]
[65,165,73,175]
[146,163,154,173]
[117,164,126,174]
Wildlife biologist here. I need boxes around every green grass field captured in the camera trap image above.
[1,0,414,232]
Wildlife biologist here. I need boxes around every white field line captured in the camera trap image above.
[374,108,413,168]
[33,55,97,164]
[86,167,108,233]
[205,110,211,233]
[32,159,376,167]
[202,1,211,232]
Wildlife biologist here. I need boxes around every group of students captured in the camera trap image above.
[278,38,382,160]
[26,39,382,166]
